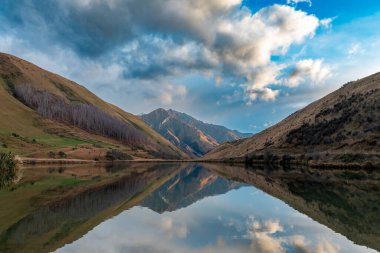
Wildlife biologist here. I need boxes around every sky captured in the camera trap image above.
[1,0,380,133]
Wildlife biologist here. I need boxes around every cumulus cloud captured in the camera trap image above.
[291,236,339,253]
[120,36,218,79]
[287,59,331,87]
[0,0,330,104]
[144,83,188,106]
[246,88,280,103]
[246,217,285,253]
[213,4,323,102]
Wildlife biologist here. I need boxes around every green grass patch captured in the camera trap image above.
[36,136,90,147]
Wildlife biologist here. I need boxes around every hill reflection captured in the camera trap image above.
[0,163,379,253]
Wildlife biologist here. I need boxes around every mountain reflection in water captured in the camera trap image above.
[0,163,378,253]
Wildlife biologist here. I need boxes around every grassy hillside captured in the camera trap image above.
[0,53,187,160]
[205,72,380,166]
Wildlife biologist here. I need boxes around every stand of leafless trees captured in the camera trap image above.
[14,85,148,147]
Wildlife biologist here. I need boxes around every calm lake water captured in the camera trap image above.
[0,163,379,253]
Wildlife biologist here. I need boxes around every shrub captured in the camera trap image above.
[286,92,375,146]
[58,151,67,158]
[105,149,133,161]
[0,152,17,188]
[48,151,56,158]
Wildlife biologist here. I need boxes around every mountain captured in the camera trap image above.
[141,164,242,212]
[0,53,187,160]
[141,108,252,157]
[205,72,380,165]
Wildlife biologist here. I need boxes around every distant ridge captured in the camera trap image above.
[141,108,251,157]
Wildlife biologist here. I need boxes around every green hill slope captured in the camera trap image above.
[0,53,187,160]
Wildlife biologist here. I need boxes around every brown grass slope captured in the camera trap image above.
[205,72,380,164]
[0,53,187,160]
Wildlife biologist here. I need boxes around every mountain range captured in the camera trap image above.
[141,108,251,157]
[1,53,379,165]
[205,72,380,165]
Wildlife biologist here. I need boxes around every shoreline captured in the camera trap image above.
[17,156,379,169]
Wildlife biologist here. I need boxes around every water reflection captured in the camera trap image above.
[207,163,380,251]
[0,163,378,253]
[142,164,242,213]
[0,163,19,188]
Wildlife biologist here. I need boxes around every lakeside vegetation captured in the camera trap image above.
[0,152,17,188]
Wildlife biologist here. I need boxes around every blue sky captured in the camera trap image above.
[1,0,379,133]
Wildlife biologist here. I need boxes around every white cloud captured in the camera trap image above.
[246,88,280,104]
[118,3,323,103]
[246,65,283,90]
[216,4,321,102]
[347,43,361,57]
[287,59,331,87]
[246,217,285,253]
[159,216,188,239]
[62,1,323,102]
[291,236,339,253]
[263,121,274,128]
[287,0,312,7]
[320,18,333,29]
[1,0,329,106]
[147,83,188,106]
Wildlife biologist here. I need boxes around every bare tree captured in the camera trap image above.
[14,85,148,147]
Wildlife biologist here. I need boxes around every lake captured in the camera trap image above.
[0,163,379,253]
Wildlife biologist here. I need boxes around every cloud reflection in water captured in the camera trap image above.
[55,186,374,253]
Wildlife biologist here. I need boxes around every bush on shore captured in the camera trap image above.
[0,152,17,187]
[105,149,133,161]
